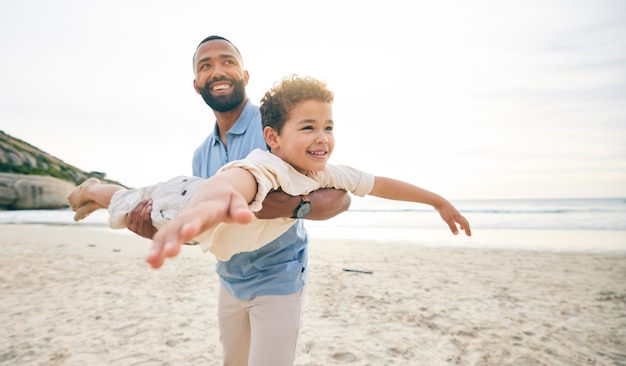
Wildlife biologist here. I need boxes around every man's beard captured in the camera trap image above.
[198,77,246,112]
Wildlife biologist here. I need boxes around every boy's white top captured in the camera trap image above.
[195,149,375,261]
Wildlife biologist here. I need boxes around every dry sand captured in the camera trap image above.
[1,224,625,365]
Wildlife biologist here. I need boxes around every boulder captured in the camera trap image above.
[0,173,75,210]
[0,131,126,210]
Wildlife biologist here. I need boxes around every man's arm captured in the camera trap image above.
[129,184,352,239]
[255,188,351,220]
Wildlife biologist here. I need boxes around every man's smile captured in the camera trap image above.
[209,81,232,93]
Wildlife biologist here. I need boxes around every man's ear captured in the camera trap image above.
[193,79,200,94]
[264,126,279,149]
[243,70,250,86]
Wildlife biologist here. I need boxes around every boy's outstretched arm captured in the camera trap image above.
[146,168,257,269]
[369,177,472,236]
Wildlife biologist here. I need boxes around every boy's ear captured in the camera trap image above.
[264,126,279,149]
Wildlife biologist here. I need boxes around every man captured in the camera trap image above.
[128,36,350,365]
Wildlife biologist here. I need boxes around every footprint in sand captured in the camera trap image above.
[332,351,357,362]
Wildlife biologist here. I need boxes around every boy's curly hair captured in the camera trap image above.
[260,75,334,139]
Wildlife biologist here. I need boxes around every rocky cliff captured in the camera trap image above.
[0,130,126,210]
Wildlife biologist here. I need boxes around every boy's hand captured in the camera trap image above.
[146,192,255,269]
[436,203,472,236]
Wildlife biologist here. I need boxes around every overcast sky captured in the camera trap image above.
[1,0,625,199]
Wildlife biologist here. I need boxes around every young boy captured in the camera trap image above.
[68,75,471,268]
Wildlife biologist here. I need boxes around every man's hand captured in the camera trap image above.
[127,199,158,239]
[256,188,351,220]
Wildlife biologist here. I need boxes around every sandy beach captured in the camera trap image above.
[1,224,625,366]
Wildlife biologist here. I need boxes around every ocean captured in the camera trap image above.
[317,197,626,231]
[2,197,625,253]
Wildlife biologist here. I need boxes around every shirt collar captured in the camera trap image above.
[209,99,257,145]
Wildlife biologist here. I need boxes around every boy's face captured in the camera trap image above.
[266,100,335,175]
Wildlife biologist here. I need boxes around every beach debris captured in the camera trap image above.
[342,268,373,274]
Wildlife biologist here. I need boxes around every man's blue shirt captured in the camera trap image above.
[192,99,308,300]
[192,99,267,178]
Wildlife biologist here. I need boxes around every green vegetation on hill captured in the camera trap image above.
[0,130,126,187]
